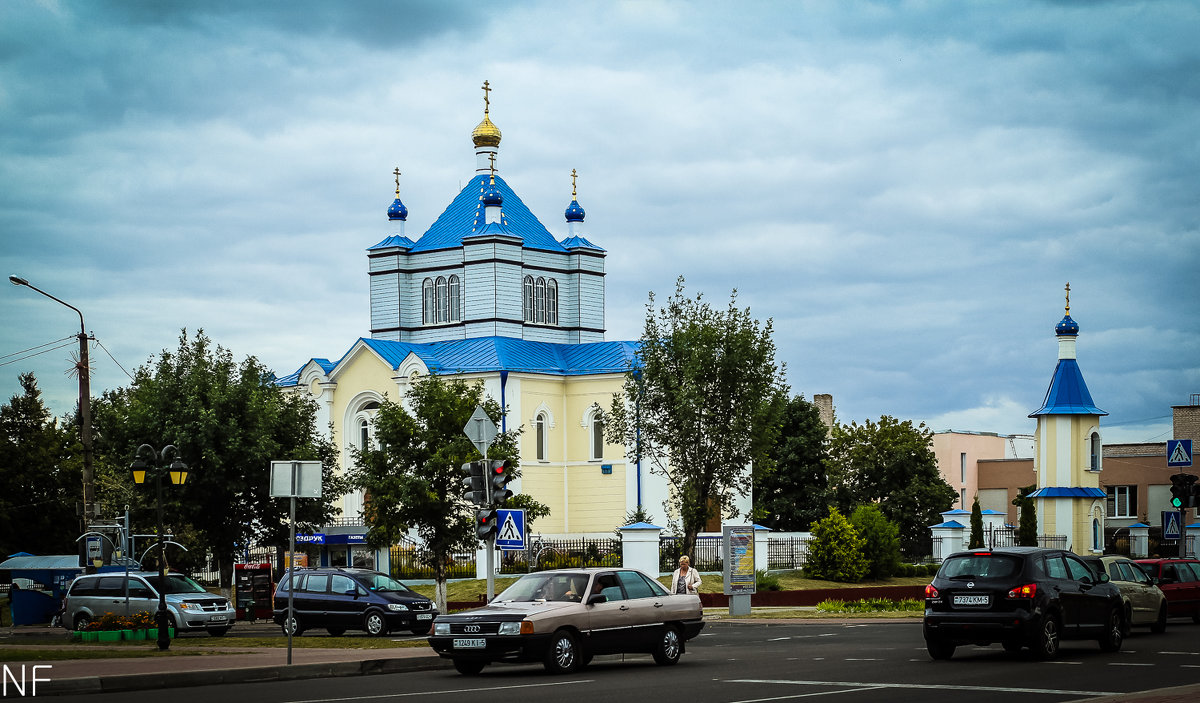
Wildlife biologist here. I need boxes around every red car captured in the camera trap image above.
[1134,558,1200,622]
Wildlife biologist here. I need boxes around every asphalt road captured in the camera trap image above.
[48,619,1200,703]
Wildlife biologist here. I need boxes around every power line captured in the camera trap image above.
[0,340,78,368]
[0,335,75,361]
[94,338,135,381]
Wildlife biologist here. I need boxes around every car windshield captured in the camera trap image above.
[360,573,416,594]
[494,573,589,603]
[940,554,1021,580]
[145,574,207,594]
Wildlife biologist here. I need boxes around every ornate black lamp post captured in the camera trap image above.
[130,444,189,651]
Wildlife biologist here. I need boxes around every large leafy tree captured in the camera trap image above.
[754,394,830,531]
[826,415,956,559]
[0,373,77,556]
[92,330,344,586]
[349,374,533,612]
[608,277,788,560]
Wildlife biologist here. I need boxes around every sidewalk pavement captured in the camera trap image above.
[3,621,1198,702]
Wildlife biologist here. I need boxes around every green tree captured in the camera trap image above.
[92,330,345,587]
[849,504,900,579]
[349,374,543,612]
[754,394,830,531]
[0,373,77,556]
[968,494,985,549]
[608,277,788,560]
[826,416,956,559]
[1014,484,1038,547]
[805,507,867,583]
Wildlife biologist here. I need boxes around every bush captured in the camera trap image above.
[804,507,868,582]
[815,598,922,613]
[849,504,901,579]
[756,569,781,591]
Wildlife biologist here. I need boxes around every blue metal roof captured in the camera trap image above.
[278,337,638,386]
[410,174,568,254]
[1027,487,1107,498]
[367,234,416,251]
[1029,359,1106,417]
[930,520,966,529]
[561,235,605,251]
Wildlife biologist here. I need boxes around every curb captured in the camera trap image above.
[44,655,452,697]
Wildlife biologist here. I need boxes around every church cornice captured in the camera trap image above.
[368,247,606,262]
[370,319,607,335]
[369,261,606,278]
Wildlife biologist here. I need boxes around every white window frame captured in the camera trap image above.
[1106,485,1136,518]
[523,275,534,322]
[546,278,558,325]
[422,278,435,324]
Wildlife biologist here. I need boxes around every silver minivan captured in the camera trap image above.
[63,572,236,636]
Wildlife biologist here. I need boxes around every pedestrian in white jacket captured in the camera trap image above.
[670,555,702,595]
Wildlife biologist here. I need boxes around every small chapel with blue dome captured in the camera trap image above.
[275,83,717,562]
[1027,284,1108,554]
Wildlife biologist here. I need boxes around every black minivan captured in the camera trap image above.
[272,568,437,636]
[923,547,1124,660]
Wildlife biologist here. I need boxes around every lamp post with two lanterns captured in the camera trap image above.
[130,444,190,651]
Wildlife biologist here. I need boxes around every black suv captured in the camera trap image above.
[272,568,437,636]
[923,547,1124,659]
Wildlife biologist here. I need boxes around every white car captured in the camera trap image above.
[63,572,235,636]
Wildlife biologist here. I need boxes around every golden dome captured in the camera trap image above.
[472,113,502,147]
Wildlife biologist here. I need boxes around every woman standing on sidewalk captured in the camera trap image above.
[671,556,701,595]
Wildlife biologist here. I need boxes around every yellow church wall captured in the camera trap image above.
[519,461,567,533]
[326,348,399,452]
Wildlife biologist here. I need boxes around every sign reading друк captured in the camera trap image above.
[722,525,756,596]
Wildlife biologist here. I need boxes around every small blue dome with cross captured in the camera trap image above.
[482,181,503,206]
[1055,314,1079,336]
[564,198,585,222]
[387,197,408,221]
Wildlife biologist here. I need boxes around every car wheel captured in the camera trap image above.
[1031,615,1060,659]
[1099,607,1124,652]
[453,659,486,676]
[282,616,305,637]
[73,613,91,632]
[652,625,683,666]
[1001,640,1022,654]
[1150,603,1167,634]
[925,638,955,660]
[363,611,388,636]
[208,628,230,637]
[326,627,346,637]
[543,629,581,674]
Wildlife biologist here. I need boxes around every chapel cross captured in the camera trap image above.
[1065,282,1071,314]
[488,152,496,183]
[571,168,578,198]
[481,80,491,113]
[393,167,401,195]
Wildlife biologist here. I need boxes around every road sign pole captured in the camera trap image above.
[464,406,499,603]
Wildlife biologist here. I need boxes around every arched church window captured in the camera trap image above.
[359,418,369,450]
[590,412,604,461]
[534,277,546,323]
[523,276,534,323]
[422,278,435,324]
[546,278,558,325]
[448,275,461,322]
[1092,518,1101,552]
[1089,431,1102,471]
[436,276,449,323]
[536,413,547,461]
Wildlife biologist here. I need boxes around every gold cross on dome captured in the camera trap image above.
[481,80,491,113]
[1065,282,1071,314]
[393,167,401,195]
[488,152,496,184]
[571,169,578,198]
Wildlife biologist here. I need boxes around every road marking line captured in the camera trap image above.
[1040,661,1082,665]
[1159,651,1200,655]
[1181,664,1200,669]
[284,680,594,703]
[725,679,1119,697]
[1109,662,1153,666]
[729,686,882,702]
[843,658,882,661]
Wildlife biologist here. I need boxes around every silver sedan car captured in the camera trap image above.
[428,567,705,675]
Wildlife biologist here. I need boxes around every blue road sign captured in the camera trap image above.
[1167,439,1193,467]
[1163,511,1182,540]
[495,508,526,550]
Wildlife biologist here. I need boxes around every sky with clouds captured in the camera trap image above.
[2,0,1197,445]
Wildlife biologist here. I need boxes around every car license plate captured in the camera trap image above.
[417,613,432,620]
[453,638,486,649]
[210,615,228,622]
[953,595,989,605]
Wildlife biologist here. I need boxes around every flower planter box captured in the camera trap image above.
[80,631,99,642]
[96,631,121,642]
[121,629,139,641]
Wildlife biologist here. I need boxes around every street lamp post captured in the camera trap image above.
[8,275,95,529]
[130,444,190,651]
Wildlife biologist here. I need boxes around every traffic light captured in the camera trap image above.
[476,507,498,539]
[461,461,486,505]
[489,459,513,506]
[1169,473,1196,509]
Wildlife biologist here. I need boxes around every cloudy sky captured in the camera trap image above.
[2,0,1197,445]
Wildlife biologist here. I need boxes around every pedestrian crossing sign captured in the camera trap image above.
[1163,511,1182,540]
[1167,439,1192,467]
[495,508,525,550]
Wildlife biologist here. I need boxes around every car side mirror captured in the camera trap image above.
[1148,577,1159,586]
[587,594,607,605]
[1098,573,1110,584]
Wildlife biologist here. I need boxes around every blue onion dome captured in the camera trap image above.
[1055,314,1079,336]
[482,180,503,206]
[387,197,408,221]
[565,198,585,222]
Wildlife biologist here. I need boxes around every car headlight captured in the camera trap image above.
[434,623,450,635]
[178,603,193,610]
[387,603,408,612]
[497,621,521,635]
